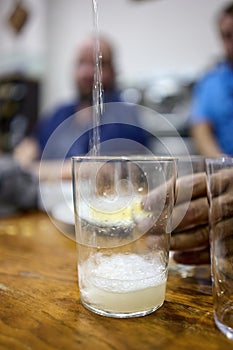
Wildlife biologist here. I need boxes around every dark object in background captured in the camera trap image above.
[0,155,38,217]
[8,0,29,34]
[0,75,39,152]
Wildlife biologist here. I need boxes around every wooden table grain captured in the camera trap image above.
[0,211,232,350]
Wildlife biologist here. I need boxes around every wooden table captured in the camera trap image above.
[0,211,232,350]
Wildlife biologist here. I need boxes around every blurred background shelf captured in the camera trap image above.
[0,74,39,152]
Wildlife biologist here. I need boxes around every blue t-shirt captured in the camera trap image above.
[36,90,150,159]
[191,60,233,155]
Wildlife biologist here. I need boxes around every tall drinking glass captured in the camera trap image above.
[169,156,207,277]
[206,157,233,340]
[72,156,176,318]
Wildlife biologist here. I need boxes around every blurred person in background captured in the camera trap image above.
[190,2,233,157]
[14,34,149,168]
[3,34,149,215]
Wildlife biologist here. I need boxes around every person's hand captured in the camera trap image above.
[142,172,210,264]
[208,168,233,260]
[171,168,233,265]
[170,172,210,265]
[14,138,40,167]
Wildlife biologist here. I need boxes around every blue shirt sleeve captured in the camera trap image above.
[35,103,76,153]
[190,78,212,125]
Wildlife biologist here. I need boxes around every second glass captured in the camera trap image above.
[169,156,207,277]
[72,156,176,318]
[206,157,233,340]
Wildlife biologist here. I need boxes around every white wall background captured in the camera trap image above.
[0,0,230,113]
[0,0,47,76]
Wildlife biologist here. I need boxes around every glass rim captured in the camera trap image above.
[177,155,205,160]
[205,156,233,165]
[72,155,177,162]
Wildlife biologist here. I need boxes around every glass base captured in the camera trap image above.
[168,252,195,278]
[214,312,233,340]
[168,263,195,278]
[82,301,164,318]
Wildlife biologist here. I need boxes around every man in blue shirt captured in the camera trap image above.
[191,2,233,156]
[15,36,149,162]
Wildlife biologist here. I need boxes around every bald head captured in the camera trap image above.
[74,35,116,101]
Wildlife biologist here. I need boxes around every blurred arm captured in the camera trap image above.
[29,159,72,181]
[14,137,40,166]
[191,122,223,157]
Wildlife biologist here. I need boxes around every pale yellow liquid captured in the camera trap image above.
[79,253,167,315]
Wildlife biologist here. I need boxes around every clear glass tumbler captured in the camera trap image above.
[206,157,233,340]
[72,156,176,318]
[169,156,207,277]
